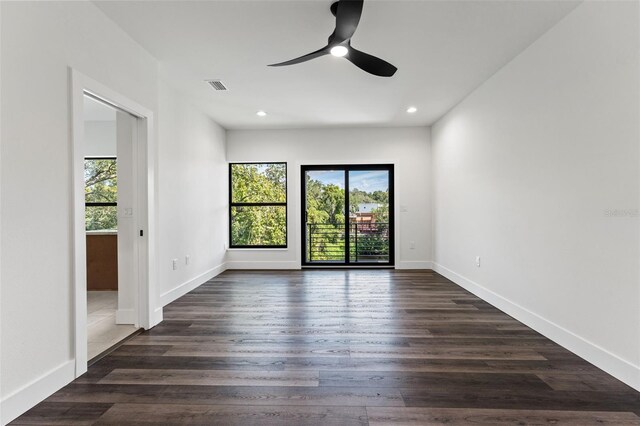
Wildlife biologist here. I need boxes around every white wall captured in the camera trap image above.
[1,3,157,419]
[157,79,227,307]
[85,122,116,157]
[226,127,431,269]
[0,2,227,422]
[84,94,117,157]
[431,1,639,390]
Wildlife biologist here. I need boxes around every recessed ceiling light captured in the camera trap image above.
[330,46,349,57]
[406,106,417,114]
[256,110,267,117]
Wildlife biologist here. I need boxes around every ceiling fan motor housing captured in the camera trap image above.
[268,0,398,77]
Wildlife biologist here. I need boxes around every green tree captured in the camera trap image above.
[304,176,348,261]
[231,163,287,246]
[371,205,389,223]
[85,159,117,203]
[304,178,390,262]
[85,159,118,231]
[348,188,374,214]
[370,190,388,204]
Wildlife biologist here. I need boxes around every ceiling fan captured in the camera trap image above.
[268,0,397,77]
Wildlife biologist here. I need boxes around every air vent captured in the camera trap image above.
[207,80,228,91]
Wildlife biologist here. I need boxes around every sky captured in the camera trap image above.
[307,170,389,193]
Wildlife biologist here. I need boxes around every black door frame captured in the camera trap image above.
[301,164,395,268]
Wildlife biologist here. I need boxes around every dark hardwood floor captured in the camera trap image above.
[13,270,640,425]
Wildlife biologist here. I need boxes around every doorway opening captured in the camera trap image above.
[301,164,394,267]
[83,95,139,362]
[72,68,158,378]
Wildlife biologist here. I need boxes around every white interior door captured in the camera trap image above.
[116,110,138,325]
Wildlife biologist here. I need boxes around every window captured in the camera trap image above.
[85,157,117,231]
[229,163,287,248]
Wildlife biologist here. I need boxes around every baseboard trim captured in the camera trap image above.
[115,308,136,324]
[0,360,75,425]
[160,263,227,306]
[224,261,435,270]
[396,260,433,270]
[225,261,300,270]
[432,262,640,391]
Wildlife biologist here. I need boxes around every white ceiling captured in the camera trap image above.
[94,0,579,129]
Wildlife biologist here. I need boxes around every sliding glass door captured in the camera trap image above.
[301,164,394,267]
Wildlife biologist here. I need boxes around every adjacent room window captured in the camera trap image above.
[229,162,287,248]
[85,157,118,231]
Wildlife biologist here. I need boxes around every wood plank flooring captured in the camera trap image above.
[13,270,640,425]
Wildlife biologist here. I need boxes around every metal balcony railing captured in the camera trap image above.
[306,222,390,263]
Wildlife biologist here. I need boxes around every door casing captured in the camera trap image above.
[71,68,160,378]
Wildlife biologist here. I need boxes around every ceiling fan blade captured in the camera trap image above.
[268,47,329,67]
[345,47,397,77]
[332,0,364,44]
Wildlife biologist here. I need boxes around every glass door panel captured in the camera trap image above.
[302,164,394,267]
[348,170,390,263]
[304,169,346,264]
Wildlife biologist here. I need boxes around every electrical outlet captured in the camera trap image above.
[475,256,481,267]
[172,259,178,270]
[185,255,190,265]
[410,241,415,250]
